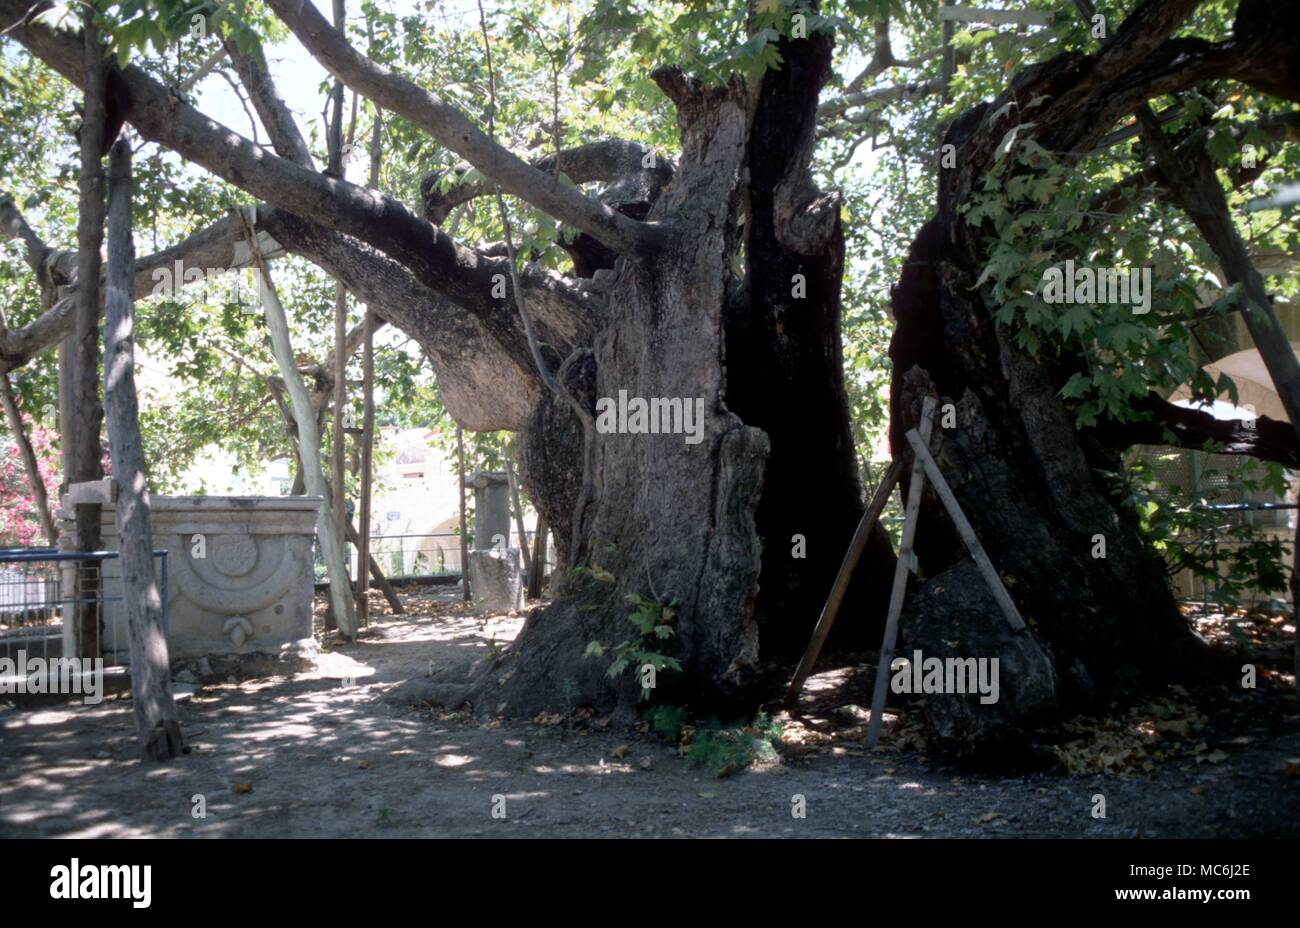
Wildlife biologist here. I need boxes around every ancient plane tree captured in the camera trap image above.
[2,0,1297,751]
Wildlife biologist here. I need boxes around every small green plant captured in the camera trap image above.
[1120,452,1291,606]
[568,564,617,584]
[376,807,396,828]
[585,591,682,697]
[643,704,688,741]
[684,712,783,777]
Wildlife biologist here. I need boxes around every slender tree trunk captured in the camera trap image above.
[356,307,374,625]
[331,285,347,605]
[69,20,107,658]
[104,138,185,760]
[356,98,382,624]
[0,373,57,544]
[327,0,350,624]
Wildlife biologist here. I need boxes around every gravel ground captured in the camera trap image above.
[1,590,1297,838]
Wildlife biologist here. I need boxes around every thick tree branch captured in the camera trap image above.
[0,0,592,337]
[0,0,597,398]
[0,211,284,370]
[1081,109,1300,241]
[1041,0,1204,128]
[255,208,555,430]
[1094,392,1300,468]
[843,20,899,94]
[1138,103,1300,432]
[263,0,661,259]
[421,139,673,225]
[1,199,554,429]
[0,192,62,282]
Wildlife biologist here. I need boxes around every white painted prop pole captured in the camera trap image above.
[237,209,357,638]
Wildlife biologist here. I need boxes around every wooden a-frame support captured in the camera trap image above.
[785,395,1027,750]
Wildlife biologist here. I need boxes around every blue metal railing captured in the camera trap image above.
[1168,501,1296,611]
[0,548,170,662]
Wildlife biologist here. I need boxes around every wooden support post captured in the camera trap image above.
[504,455,532,578]
[904,431,1026,632]
[332,284,347,606]
[104,139,185,760]
[785,457,905,707]
[457,426,470,602]
[344,517,403,614]
[357,94,383,627]
[327,0,350,626]
[865,397,936,750]
[69,21,108,659]
[940,0,955,104]
[527,514,548,600]
[356,307,374,626]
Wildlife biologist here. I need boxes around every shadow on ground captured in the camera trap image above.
[1,590,1297,837]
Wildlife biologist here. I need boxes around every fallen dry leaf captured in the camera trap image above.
[232,783,252,795]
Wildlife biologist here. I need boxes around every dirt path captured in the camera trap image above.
[2,591,1298,838]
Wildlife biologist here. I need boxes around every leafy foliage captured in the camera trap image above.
[682,712,782,777]
[583,590,681,696]
[0,423,59,546]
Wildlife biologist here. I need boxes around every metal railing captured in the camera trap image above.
[1167,501,1296,611]
[0,548,169,666]
[312,531,557,583]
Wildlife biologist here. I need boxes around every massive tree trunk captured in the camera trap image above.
[9,0,1300,745]
[885,0,1300,760]
[727,28,895,659]
[430,33,888,721]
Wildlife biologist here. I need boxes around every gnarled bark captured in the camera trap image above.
[885,0,1300,755]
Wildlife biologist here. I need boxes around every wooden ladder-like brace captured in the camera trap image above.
[784,396,1026,750]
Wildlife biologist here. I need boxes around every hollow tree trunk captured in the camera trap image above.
[466,67,769,721]
[726,27,895,658]
[416,32,892,723]
[886,74,1233,762]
